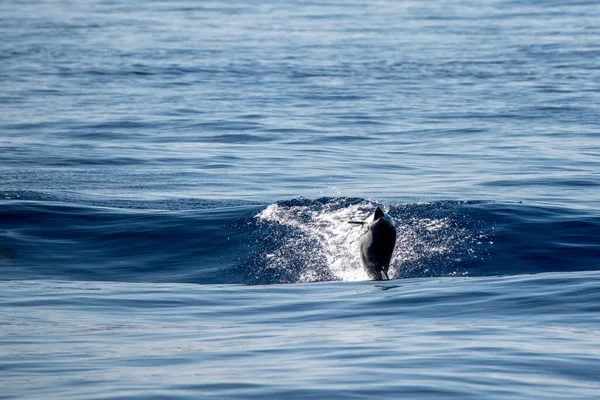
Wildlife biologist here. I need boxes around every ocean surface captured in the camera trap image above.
[1,0,600,398]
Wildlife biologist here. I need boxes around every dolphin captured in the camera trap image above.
[349,207,397,280]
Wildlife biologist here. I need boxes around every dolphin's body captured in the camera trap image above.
[352,207,397,280]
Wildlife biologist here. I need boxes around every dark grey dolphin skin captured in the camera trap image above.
[350,207,397,280]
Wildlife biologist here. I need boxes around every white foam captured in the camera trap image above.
[255,200,475,282]
[256,200,373,281]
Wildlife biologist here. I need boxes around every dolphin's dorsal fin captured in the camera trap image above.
[374,207,384,220]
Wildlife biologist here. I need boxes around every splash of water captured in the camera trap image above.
[256,199,373,281]
[255,198,479,283]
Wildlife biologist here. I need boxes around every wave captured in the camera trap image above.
[0,196,599,285]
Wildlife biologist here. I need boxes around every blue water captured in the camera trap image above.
[1,0,600,398]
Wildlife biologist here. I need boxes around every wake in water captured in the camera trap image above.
[248,198,485,283]
[3,195,597,285]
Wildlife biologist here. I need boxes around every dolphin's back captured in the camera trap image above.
[359,214,396,280]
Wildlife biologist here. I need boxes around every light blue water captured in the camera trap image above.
[1,0,600,398]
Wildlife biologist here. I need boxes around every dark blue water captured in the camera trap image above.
[2,1,600,398]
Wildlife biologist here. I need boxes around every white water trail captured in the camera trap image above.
[256,199,476,282]
[256,200,374,281]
